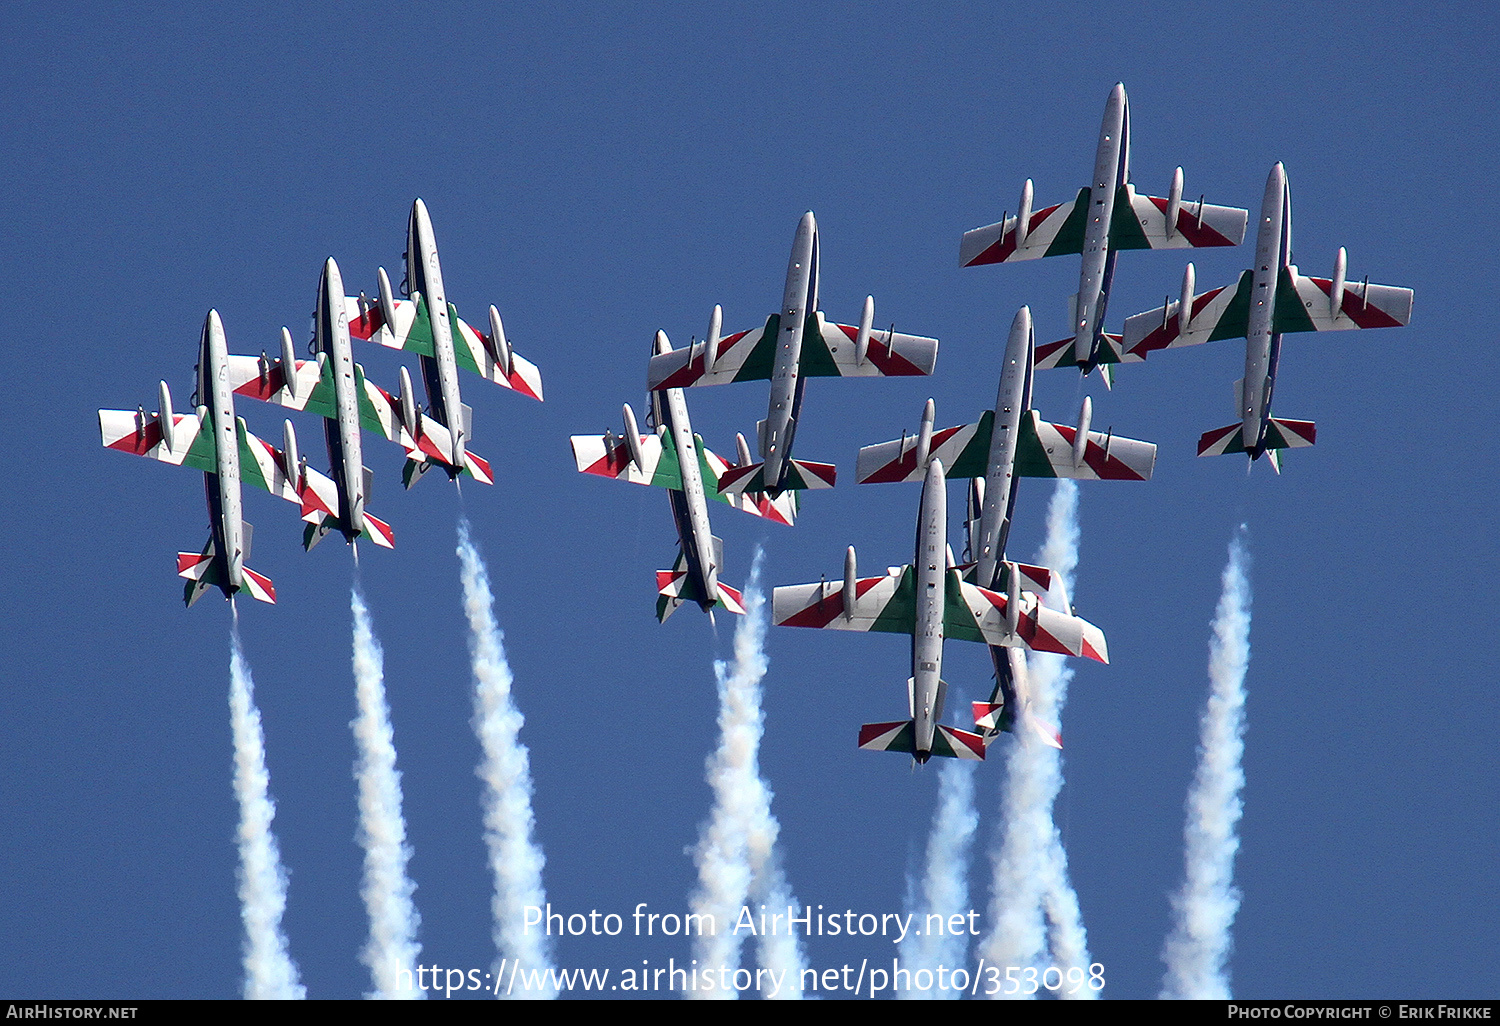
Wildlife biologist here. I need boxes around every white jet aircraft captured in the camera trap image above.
[853,307,1155,746]
[773,458,1109,764]
[222,258,400,548]
[647,211,939,495]
[1120,162,1414,470]
[960,83,1248,385]
[100,311,366,604]
[572,331,797,622]
[346,199,543,486]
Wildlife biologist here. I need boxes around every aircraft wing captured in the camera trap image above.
[774,564,1107,663]
[100,407,215,471]
[648,311,938,390]
[570,431,677,488]
[346,294,431,356]
[1271,268,1414,334]
[345,295,545,401]
[571,430,797,524]
[699,441,798,525]
[1122,271,1254,357]
[774,566,917,634]
[1111,186,1247,250]
[449,307,544,400]
[810,315,939,378]
[1014,411,1155,481]
[948,575,1109,663]
[856,409,1153,483]
[228,352,410,445]
[960,188,1089,266]
[647,319,775,389]
[855,412,996,483]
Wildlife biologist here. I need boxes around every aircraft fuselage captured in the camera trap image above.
[1242,163,1292,458]
[911,457,949,761]
[972,307,1036,589]
[314,257,367,539]
[197,310,245,596]
[1073,83,1129,369]
[406,198,466,470]
[651,335,720,612]
[761,211,818,490]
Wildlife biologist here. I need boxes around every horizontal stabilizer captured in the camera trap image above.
[655,556,746,622]
[363,511,395,549]
[176,543,274,606]
[1034,333,1134,372]
[1197,419,1316,457]
[717,458,837,494]
[857,720,986,760]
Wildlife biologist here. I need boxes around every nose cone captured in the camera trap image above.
[1008,306,1033,355]
[1268,161,1287,194]
[1108,82,1126,105]
[798,210,817,235]
[321,256,343,298]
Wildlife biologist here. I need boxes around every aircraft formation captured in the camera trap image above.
[100,199,541,605]
[104,84,1413,765]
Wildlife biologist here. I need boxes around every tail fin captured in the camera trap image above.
[857,720,986,760]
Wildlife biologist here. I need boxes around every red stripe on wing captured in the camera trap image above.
[1147,196,1235,247]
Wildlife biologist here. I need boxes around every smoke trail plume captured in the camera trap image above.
[980,479,1095,999]
[457,518,556,999]
[688,553,806,999]
[228,616,305,999]
[1160,527,1252,1000]
[900,758,979,1000]
[349,587,423,999]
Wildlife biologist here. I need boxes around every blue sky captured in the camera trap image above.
[2,1,1495,999]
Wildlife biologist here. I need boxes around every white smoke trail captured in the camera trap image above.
[980,479,1095,999]
[687,553,806,999]
[899,758,979,1000]
[349,587,423,999]
[1160,527,1252,1000]
[228,616,305,1000]
[457,518,556,1000]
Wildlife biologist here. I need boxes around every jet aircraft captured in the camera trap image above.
[571,331,796,622]
[222,258,402,547]
[99,311,368,604]
[1120,163,1414,469]
[646,211,939,494]
[773,458,1109,764]
[959,83,1248,385]
[854,306,1154,746]
[345,199,543,485]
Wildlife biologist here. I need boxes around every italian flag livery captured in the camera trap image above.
[224,348,493,486]
[1119,162,1413,468]
[345,291,544,403]
[569,428,798,526]
[855,407,1155,484]
[646,309,938,390]
[959,183,1246,268]
[773,563,1108,663]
